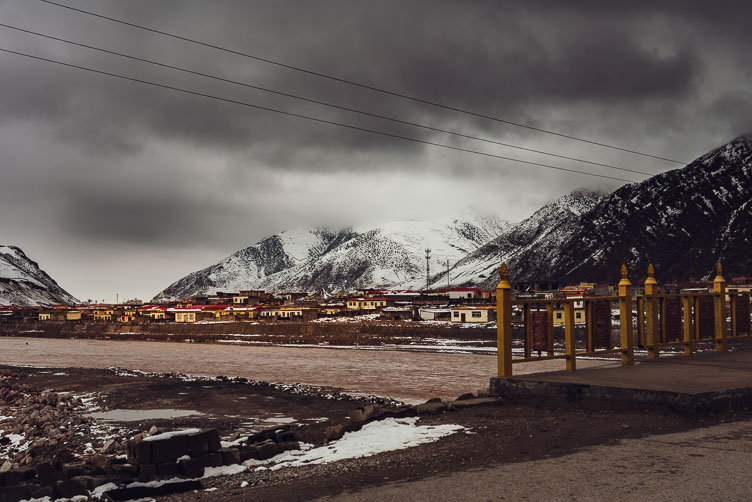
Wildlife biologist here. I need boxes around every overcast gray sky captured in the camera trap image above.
[1,0,750,302]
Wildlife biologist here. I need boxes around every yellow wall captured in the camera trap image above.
[450,308,495,323]
[175,312,196,322]
[552,308,586,326]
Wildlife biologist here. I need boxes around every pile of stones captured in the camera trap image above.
[0,425,302,501]
[0,372,123,469]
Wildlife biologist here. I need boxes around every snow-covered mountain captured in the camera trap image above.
[153,210,511,300]
[437,189,604,289]
[0,245,78,305]
[502,132,752,283]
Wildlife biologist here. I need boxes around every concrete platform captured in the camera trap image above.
[490,349,752,416]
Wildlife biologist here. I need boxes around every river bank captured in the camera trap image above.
[0,319,497,351]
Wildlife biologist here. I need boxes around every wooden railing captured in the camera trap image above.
[496,263,750,377]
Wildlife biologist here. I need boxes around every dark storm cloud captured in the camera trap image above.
[0,0,718,158]
[1,0,751,300]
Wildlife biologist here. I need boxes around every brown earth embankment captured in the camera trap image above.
[0,320,495,346]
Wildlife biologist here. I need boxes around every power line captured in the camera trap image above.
[38,0,688,165]
[0,22,653,177]
[0,46,638,183]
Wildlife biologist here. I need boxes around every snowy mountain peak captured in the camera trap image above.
[153,211,511,300]
[0,245,78,305]
[503,133,752,283]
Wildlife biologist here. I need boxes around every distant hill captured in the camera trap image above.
[0,245,78,305]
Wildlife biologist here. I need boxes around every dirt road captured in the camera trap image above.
[311,418,752,501]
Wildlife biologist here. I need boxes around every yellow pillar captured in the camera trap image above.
[619,264,634,365]
[714,262,727,351]
[565,301,576,371]
[644,264,659,359]
[496,264,513,377]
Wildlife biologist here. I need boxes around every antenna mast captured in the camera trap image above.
[425,248,431,291]
[445,260,450,290]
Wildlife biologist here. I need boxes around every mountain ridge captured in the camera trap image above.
[153,211,512,300]
[0,245,78,305]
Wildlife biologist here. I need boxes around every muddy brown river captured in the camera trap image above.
[0,337,609,403]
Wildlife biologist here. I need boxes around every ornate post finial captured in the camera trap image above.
[713,261,725,293]
[499,263,509,281]
[645,263,657,292]
[621,264,628,279]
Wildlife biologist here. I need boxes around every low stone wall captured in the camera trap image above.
[489,377,752,416]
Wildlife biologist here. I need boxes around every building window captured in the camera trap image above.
[453,312,460,318]
[556,312,562,320]
[471,311,482,318]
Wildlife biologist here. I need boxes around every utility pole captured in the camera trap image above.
[445,260,450,290]
[425,248,431,291]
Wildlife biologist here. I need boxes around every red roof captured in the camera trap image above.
[436,288,483,293]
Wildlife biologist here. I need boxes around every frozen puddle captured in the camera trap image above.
[86,409,204,422]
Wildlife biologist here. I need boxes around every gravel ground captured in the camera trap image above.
[1,363,743,501]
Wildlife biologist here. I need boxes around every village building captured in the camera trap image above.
[379,306,413,321]
[116,308,137,323]
[319,304,344,316]
[92,306,113,322]
[229,306,260,320]
[438,287,484,301]
[139,305,168,321]
[346,297,387,311]
[168,307,200,323]
[275,292,309,303]
[411,293,450,307]
[418,308,452,321]
[450,305,497,323]
[259,306,316,321]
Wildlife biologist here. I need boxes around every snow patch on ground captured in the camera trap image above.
[142,428,201,442]
[246,417,464,470]
[202,464,247,478]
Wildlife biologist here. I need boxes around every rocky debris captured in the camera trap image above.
[237,425,301,462]
[0,372,128,469]
[0,456,130,502]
